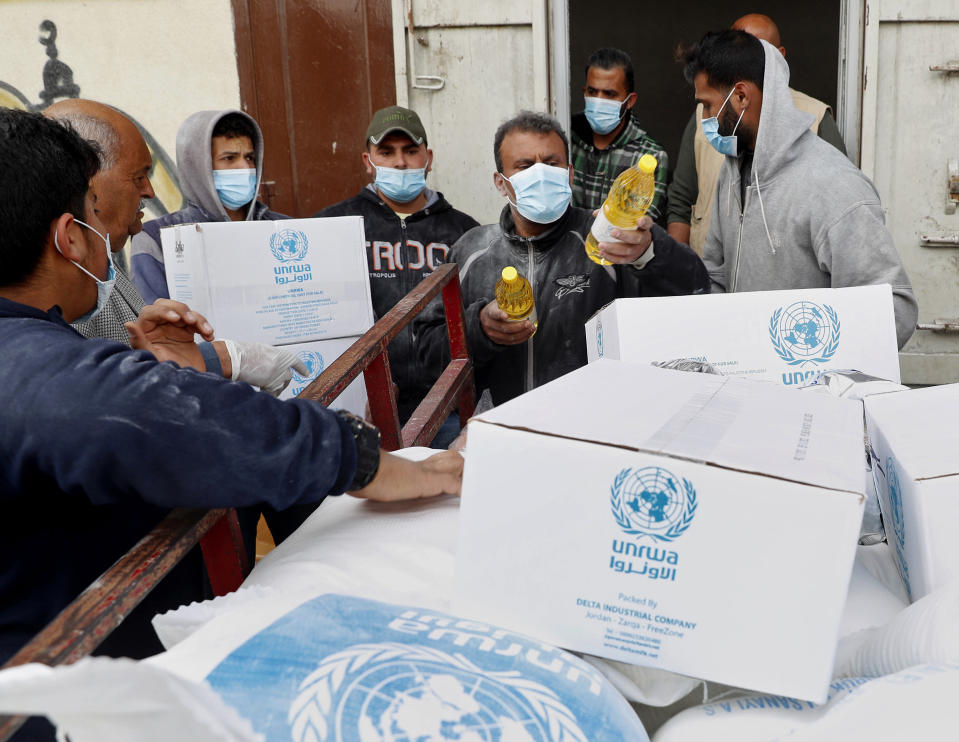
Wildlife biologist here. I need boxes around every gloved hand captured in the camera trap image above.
[221,338,309,396]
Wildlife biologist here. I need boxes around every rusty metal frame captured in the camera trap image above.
[297,262,475,450]
[0,263,474,739]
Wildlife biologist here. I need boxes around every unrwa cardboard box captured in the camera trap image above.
[277,337,368,418]
[584,285,900,385]
[161,217,374,345]
[865,384,959,602]
[455,361,865,702]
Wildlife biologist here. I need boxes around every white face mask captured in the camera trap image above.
[55,218,116,323]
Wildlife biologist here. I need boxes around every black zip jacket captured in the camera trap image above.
[315,187,479,420]
[415,205,709,406]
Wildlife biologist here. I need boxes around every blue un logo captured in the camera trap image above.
[886,456,905,550]
[270,229,310,262]
[610,466,697,542]
[769,300,841,366]
[291,351,325,385]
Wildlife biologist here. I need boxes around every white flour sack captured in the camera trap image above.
[834,579,959,678]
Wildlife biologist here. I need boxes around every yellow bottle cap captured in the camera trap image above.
[502,266,518,282]
[638,153,657,174]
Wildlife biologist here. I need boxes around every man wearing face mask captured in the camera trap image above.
[570,47,668,221]
[416,111,708,407]
[667,14,847,253]
[130,110,287,304]
[313,106,479,438]
[682,30,917,349]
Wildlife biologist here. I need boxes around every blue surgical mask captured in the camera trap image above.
[213,167,257,210]
[370,156,430,203]
[55,219,116,323]
[584,96,627,135]
[702,87,745,157]
[503,162,572,225]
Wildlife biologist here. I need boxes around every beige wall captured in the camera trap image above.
[0,0,241,227]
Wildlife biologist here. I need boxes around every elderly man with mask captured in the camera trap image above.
[416,110,708,407]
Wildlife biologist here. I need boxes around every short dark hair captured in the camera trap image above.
[680,30,765,91]
[493,111,569,172]
[585,47,635,94]
[212,113,258,145]
[0,108,100,287]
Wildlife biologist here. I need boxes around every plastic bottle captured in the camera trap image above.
[584,153,658,265]
[495,266,537,333]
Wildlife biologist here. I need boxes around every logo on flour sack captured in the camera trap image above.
[289,642,585,742]
[769,300,840,366]
[291,351,325,384]
[270,229,310,262]
[610,466,697,542]
[886,456,905,549]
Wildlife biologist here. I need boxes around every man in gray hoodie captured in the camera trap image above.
[130,110,287,303]
[683,30,917,349]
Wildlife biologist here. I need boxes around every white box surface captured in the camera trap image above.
[864,384,959,602]
[161,217,374,344]
[585,285,900,385]
[277,337,367,418]
[455,361,865,702]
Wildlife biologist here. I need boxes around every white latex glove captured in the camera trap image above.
[221,338,309,396]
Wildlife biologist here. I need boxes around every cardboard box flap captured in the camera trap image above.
[476,360,864,494]
[865,383,959,480]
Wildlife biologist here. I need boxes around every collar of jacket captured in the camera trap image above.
[0,296,73,328]
[358,184,449,221]
[571,111,644,152]
[498,203,577,250]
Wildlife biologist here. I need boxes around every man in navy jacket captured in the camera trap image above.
[0,110,462,675]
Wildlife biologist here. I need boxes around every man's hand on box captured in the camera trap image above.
[350,449,464,501]
[221,339,309,396]
[595,213,654,265]
[480,301,535,346]
[125,299,214,370]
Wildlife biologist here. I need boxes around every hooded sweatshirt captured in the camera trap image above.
[130,109,288,303]
[702,41,918,349]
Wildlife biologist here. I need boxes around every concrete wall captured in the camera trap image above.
[0,0,241,225]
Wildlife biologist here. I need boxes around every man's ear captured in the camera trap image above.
[52,213,84,261]
[493,171,508,197]
[567,165,574,187]
[362,151,375,179]
[425,148,434,175]
[624,92,638,111]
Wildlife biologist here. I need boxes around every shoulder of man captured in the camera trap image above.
[311,190,375,219]
[135,203,214,251]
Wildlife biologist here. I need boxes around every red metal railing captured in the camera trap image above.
[0,263,474,739]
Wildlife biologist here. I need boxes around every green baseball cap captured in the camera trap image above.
[366,105,428,147]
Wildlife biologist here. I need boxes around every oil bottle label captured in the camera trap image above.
[590,211,622,244]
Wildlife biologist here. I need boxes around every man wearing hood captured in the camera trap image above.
[683,30,917,349]
[130,110,287,303]
[416,111,708,407]
[314,106,478,442]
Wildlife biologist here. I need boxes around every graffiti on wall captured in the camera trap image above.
[0,20,183,217]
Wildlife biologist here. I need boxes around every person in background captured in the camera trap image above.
[667,13,847,253]
[130,110,287,303]
[570,47,668,223]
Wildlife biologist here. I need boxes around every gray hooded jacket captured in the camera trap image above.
[702,41,917,349]
[130,109,287,303]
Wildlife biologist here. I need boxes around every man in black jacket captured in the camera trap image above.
[314,107,478,439]
[417,111,709,406]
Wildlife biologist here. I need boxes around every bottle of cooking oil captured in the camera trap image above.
[495,266,537,333]
[584,153,658,265]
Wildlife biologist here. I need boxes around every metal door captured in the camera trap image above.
[232,0,397,217]
[860,0,959,383]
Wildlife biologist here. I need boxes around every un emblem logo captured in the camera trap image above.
[769,300,841,366]
[886,456,905,550]
[291,351,324,384]
[289,643,584,742]
[610,466,697,542]
[269,229,310,262]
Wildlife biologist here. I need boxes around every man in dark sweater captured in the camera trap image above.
[314,107,478,441]
[0,109,462,677]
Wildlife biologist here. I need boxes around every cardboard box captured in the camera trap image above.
[161,217,374,345]
[455,361,865,702]
[864,384,959,602]
[276,337,368,418]
[584,285,900,385]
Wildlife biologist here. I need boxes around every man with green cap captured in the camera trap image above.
[314,106,478,445]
